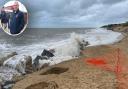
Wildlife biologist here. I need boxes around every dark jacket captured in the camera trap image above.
[9,9,25,34]
[0,11,9,23]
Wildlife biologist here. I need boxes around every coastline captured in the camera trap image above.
[12,28,128,89]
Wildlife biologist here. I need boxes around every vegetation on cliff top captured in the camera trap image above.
[101,21,128,32]
[101,21,128,28]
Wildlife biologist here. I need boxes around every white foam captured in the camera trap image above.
[3,55,28,74]
[83,28,123,46]
[0,43,11,50]
[0,67,20,81]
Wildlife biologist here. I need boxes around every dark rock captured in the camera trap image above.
[1,81,15,89]
[25,56,33,73]
[32,55,49,71]
[41,49,54,58]
[32,55,41,71]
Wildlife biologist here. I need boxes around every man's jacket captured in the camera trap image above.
[9,9,25,34]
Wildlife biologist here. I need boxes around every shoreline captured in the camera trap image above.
[12,29,128,89]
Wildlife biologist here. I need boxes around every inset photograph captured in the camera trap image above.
[0,0,28,36]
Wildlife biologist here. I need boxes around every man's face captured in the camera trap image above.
[13,2,19,11]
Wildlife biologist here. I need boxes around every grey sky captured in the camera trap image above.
[0,0,128,28]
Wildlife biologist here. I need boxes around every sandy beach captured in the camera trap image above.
[11,26,128,89]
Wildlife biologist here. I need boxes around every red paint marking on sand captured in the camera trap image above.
[85,57,114,72]
[115,48,122,81]
[86,58,107,66]
[83,48,128,89]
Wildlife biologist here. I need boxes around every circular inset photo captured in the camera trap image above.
[0,0,28,36]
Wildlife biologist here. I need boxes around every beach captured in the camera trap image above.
[11,27,128,89]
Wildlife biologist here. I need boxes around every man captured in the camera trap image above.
[0,7,9,29]
[9,1,25,34]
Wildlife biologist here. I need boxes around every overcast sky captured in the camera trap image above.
[1,0,128,28]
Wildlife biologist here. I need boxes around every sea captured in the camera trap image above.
[0,27,123,62]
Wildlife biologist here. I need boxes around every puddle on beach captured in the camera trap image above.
[41,67,69,75]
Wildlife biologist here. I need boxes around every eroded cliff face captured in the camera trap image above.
[101,22,128,32]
